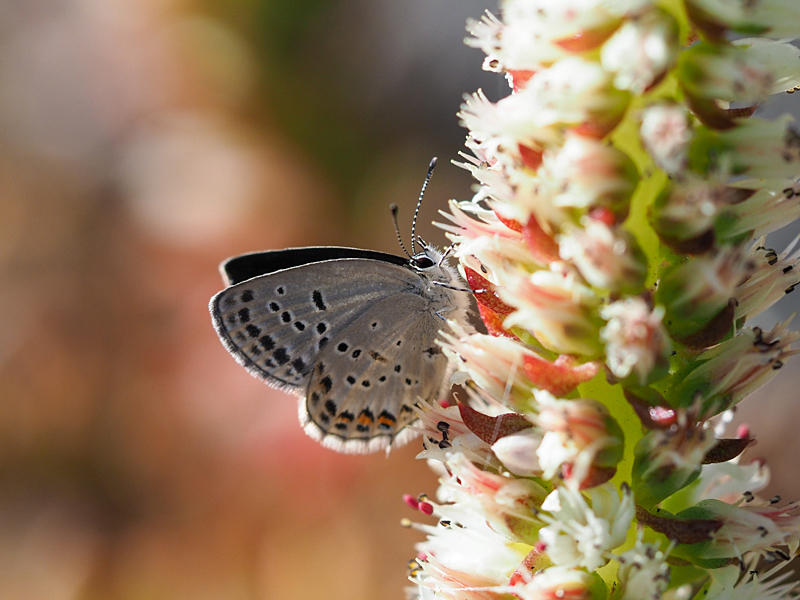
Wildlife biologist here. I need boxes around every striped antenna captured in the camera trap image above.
[411,157,437,255]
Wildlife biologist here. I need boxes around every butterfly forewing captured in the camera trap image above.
[210,258,424,391]
[304,291,449,449]
[221,248,408,285]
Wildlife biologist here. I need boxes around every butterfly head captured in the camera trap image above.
[410,252,435,270]
[408,239,444,273]
[408,243,466,292]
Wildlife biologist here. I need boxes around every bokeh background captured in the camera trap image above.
[1,1,799,599]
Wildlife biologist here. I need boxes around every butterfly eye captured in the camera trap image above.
[412,255,435,269]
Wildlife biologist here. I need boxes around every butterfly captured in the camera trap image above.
[209,159,473,453]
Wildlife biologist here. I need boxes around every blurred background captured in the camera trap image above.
[0,1,798,598]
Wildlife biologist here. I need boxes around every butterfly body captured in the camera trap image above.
[210,244,471,453]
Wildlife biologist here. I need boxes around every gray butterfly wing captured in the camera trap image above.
[210,258,424,392]
[303,290,449,452]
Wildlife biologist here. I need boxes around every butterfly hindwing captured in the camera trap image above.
[303,291,449,451]
[210,257,423,392]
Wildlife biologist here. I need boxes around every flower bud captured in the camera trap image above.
[442,453,548,544]
[681,40,800,104]
[719,178,800,241]
[679,40,800,128]
[438,200,536,273]
[459,58,632,157]
[538,134,639,224]
[442,325,600,407]
[684,0,800,41]
[673,498,800,566]
[689,117,800,181]
[558,220,647,294]
[533,390,624,486]
[632,412,717,507]
[601,7,680,94]
[649,177,753,253]
[612,537,671,600]
[513,566,608,600]
[498,264,605,357]
[666,320,800,415]
[600,296,671,386]
[654,247,749,347]
[640,103,692,174]
[735,238,800,323]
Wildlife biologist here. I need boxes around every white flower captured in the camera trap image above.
[615,537,671,600]
[412,500,530,598]
[558,220,646,293]
[703,498,800,559]
[600,7,679,93]
[492,430,543,477]
[600,297,671,385]
[735,237,800,322]
[512,565,597,600]
[538,483,634,571]
[724,178,800,240]
[437,200,535,272]
[704,560,800,600]
[683,459,770,507]
[533,389,621,484]
[498,263,603,357]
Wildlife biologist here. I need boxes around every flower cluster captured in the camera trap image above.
[404,1,800,598]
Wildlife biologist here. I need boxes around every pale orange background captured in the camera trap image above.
[0,2,798,599]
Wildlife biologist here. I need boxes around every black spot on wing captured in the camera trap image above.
[260,335,275,351]
[241,290,254,303]
[245,324,260,338]
[312,290,326,311]
[292,357,306,373]
[320,376,332,393]
[238,308,250,323]
[274,348,290,365]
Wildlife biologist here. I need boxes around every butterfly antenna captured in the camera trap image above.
[411,157,438,255]
[438,242,455,267]
[390,204,412,258]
